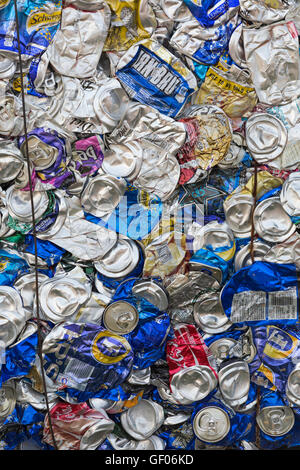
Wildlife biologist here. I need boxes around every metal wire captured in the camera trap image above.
[249,160,260,448]
[12,0,58,451]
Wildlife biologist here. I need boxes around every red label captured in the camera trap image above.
[166,324,217,381]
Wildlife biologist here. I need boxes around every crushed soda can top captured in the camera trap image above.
[193,406,231,443]
[253,197,296,243]
[170,365,218,404]
[256,406,295,437]
[218,359,250,407]
[103,300,139,335]
[120,399,164,441]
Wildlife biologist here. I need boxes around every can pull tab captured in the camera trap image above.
[117,312,135,329]
[268,409,285,431]
[217,344,229,360]
[242,336,251,357]
[44,73,56,96]
[200,411,219,436]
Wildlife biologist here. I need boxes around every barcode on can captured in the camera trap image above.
[231,290,267,323]
[230,287,298,323]
[59,358,94,391]
[268,287,298,320]
[157,244,173,264]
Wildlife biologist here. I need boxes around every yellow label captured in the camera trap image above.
[264,0,283,8]
[104,0,152,51]
[123,391,143,409]
[257,364,277,391]
[0,0,10,9]
[26,9,61,32]
[215,62,229,73]
[244,171,283,200]
[216,243,236,262]
[91,331,131,364]
[205,68,255,96]
[263,326,298,360]
[12,73,28,92]
[0,259,8,272]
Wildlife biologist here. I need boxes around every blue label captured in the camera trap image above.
[183,0,239,28]
[116,45,195,117]
[0,0,62,58]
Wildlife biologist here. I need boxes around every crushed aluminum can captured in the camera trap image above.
[131,279,169,311]
[166,324,218,384]
[0,95,24,137]
[286,364,300,407]
[217,134,247,169]
[169,14,239,66]
[106,433,166,450]
[245,112,288,164]
[42,193,118,260]
[102,141,143,180]
[193,63,257,119]
[239,0,291,25]
[253,197,296,243]
[193,406,231,443]
[0,383,16,420]
[47,5,111,79]
[142,230,187,280]
[234,240,272,271]
[160,0,192,22]
[280,172,300,216]
[165,271,220,324]
[0,140,24,184]
[38,267,92,323]
[94,237,140,280]
[243,21,300,106]
[103,0,157,52]
[6,182,49,224]
[256,405,295,437]
[208,337,238,364]
[170,365,218,404]
[228,23,248,70]
[20,129,62,172]
[218,359,250,407]
[115,39,197,118]
[42,322,134,401]
[43,401,115,450]
[132,151,180,201]
[102,300,139,335]
[120,399,164,440]
[0,54,16,79]
[263,232,300,267]
[189,220,236,261]
[14,272,49,317]
[223,192,254,238]
[193,291,232,334]
[81,174,127,218]
[14,378,57,411]
[105,101,186,156]
[127,366,151,385]
[177,104,232,175]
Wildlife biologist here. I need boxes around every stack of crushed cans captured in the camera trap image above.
[1,0,300,452]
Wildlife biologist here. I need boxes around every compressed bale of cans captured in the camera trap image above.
[1,0,300,451]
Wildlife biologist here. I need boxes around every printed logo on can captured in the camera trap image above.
[91,331,132,364]
[132,47,182,96]
[26,7,61,33]
[263,326,298,361]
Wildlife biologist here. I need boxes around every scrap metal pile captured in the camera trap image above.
[0,0,300,451]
